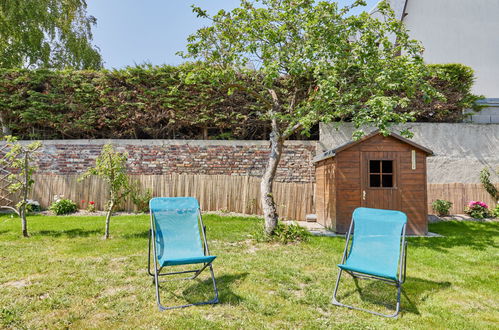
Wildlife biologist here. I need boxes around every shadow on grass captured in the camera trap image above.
[184,272,249,305]
[337,275,451,316]
[157,272,248,306]
[123,230,149,239]
[34,228,102,238]
[413,221,499,251]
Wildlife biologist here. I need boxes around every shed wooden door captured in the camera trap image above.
[361,152,401,210]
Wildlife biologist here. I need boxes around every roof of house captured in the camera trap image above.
[312,130,434,163]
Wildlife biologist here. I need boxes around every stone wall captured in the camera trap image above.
[8,139,317,183]
[319,122,499,184]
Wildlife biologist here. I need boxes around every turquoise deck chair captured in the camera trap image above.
[332,207,408,318]
[148,197,218,310]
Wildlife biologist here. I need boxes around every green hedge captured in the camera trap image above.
[0,63,480,140]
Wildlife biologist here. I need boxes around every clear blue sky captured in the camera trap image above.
[87,0,379,69]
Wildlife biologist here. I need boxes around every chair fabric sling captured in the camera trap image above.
[148,197,218,310]
[332,207,408,318]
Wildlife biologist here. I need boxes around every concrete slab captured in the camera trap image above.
[283,220,443,237]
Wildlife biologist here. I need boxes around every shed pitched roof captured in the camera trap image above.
[313,130,433,163]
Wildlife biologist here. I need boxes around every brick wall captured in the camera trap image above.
[16,140,317,183]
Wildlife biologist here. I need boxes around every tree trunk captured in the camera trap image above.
[104,201,114,239]
[260,130,284,235]
[21,151,29,237]
[0,112,11,136]
[21,206,28,237]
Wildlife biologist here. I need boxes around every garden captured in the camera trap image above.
[0,213,498,328]
[1,0,499,328]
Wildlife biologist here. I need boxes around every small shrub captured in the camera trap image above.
[464,201,489,219]
[255,221,310,244]
[49,198,78,215]
[25,199,41,213]
[130,187,152,213]
[492,203,499,218]
[83,200,96,212]
[432,199,453,217]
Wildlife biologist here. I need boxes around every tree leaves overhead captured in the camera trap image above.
[180,0,442,138]
[0,0,102,69]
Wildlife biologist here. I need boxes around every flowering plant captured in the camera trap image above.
[81,200,96,212]
[87,201,96,212]
[464,201,489,219]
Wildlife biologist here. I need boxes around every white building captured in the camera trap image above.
[372,0,499,123]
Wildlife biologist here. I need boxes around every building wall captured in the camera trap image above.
[4,139,317,183]
[401,0,499,98]
[319,123,499,184]
[469,99,499,124]
[315,158,336,229]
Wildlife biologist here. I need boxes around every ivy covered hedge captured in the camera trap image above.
[0,63,480,140]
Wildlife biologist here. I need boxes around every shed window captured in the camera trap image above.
[369,160,394,188]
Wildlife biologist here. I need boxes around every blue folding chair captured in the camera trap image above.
[148,197,218,310]
[332,207,408,318]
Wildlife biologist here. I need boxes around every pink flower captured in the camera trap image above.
[81,200,86,204]
[468,201,488,209]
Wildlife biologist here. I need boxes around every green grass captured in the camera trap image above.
[0,214,498,329]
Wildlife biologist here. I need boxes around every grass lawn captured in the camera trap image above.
[0,214,498,329]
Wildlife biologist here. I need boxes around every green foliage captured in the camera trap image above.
[432,199,453,217]
[79,144,130,238]
[0,65,268,140]
[492,204,499,218]
[0,136,42,236]
[129,183,152,213]
[464,201,490,219]
[25,199,41,213]
[85,201,96,212]
[49,198,77,215]
[79,144,130,209]
[0,63,478,140]
[0,0,102,69]
[479,167,499,202]
[255,221,310,244]
[182,0,442,139]
[394,63,482,122]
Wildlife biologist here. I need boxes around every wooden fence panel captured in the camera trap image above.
[427,183,499,214]
[20,175,499,218]
[29,174,315,220]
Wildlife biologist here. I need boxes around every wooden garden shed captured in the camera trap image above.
[314,131,433,235]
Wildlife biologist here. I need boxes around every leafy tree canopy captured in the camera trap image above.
[0,0,102,69]
[180,0,440,139]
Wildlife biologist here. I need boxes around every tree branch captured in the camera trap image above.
[226,83,272,108]
[282,122,302,139]
[0,205,20,216]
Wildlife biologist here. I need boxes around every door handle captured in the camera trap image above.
[362,190,366,200]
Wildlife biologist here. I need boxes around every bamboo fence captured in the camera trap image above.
[427,183,499,214]
[2,174,495,219]
[30,174,315,220]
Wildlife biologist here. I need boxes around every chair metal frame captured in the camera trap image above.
[332,216,408,318]
[148,206,219,311]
